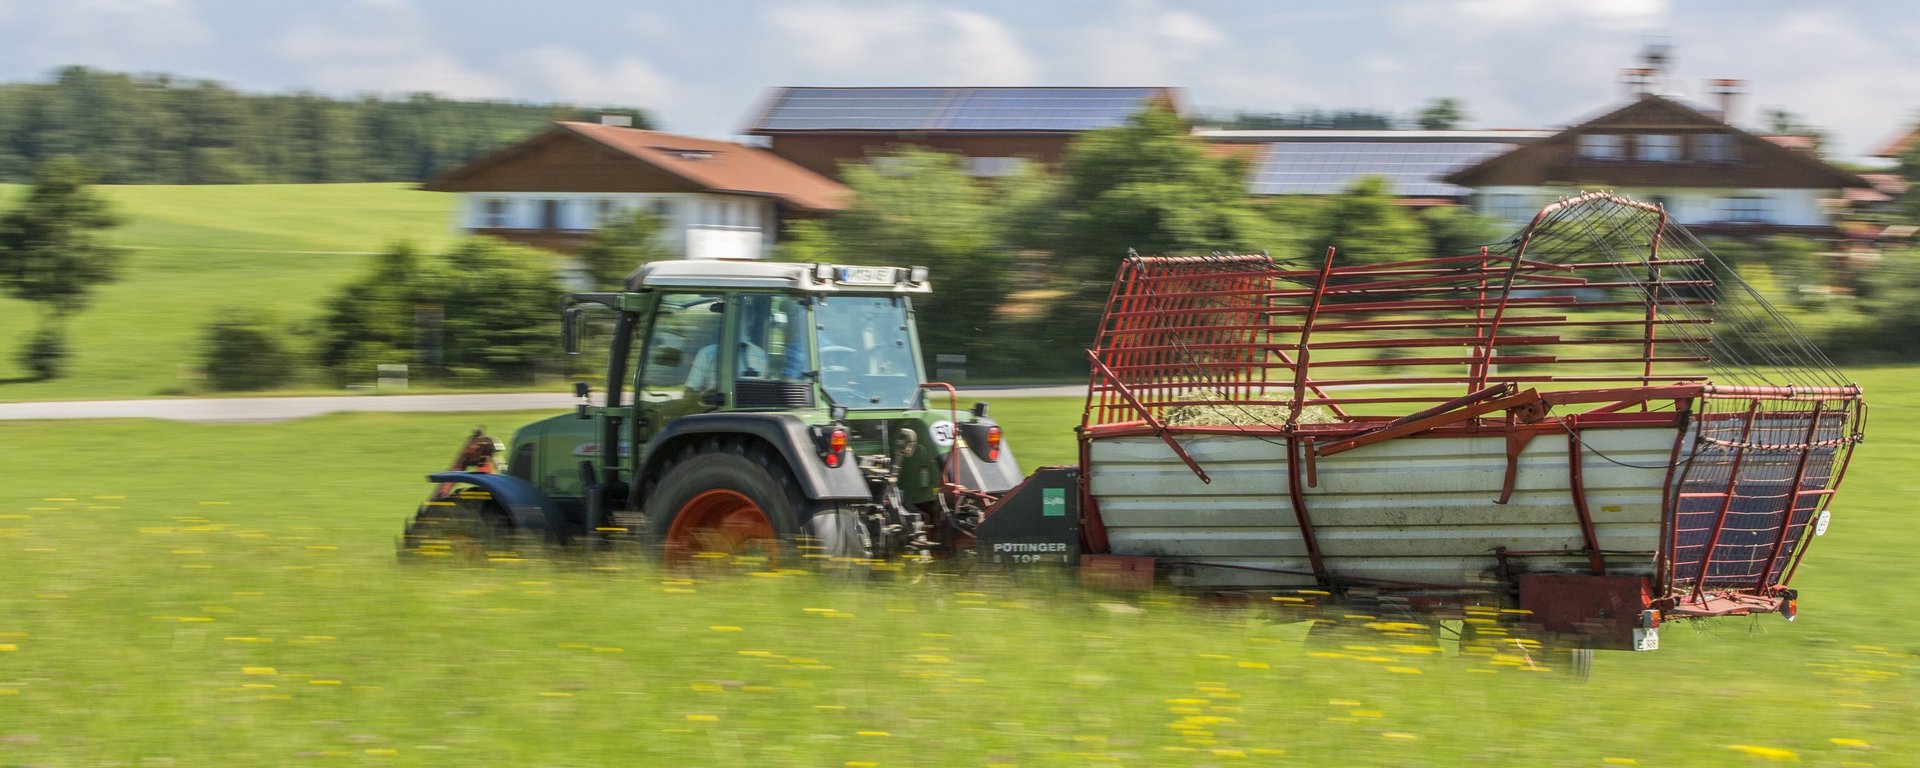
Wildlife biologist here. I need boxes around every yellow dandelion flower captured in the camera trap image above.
[709,626,744,632]
[1828,738,1869,748]
[1727,745,1799,761]
[242,667,276,676]
[686,714,718,722]
[1382,732,1418,741]
[857,731,890,737]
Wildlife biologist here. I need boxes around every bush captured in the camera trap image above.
[18,325,67,380]
[316,238,562,384]
[201,308,295,391]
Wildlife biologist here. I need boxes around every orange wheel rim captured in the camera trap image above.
[665,489,778,566]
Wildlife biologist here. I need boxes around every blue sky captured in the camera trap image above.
[2,0,1917,160]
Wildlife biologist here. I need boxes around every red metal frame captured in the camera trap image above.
[1077,193,1866,619]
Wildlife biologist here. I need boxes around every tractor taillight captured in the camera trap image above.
[824,428,848,468]
[985,426,1003,461]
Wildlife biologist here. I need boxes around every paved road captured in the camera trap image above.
[0,385,1088,424]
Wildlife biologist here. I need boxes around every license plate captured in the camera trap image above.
[837,266,896,285]
[1633,626,1659,652]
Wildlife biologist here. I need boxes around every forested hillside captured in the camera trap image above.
[0,66,651,184]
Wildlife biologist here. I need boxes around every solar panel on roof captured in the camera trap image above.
[1248,141,1515,197]
[755,87,1163,132]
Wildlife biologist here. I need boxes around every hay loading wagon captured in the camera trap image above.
[1062,193,1864,651]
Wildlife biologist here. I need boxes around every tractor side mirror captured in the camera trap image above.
[561,307,585,355]
[574,381,591,398]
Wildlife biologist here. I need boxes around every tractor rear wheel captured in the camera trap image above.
[649,441,803,567]
[648,440,872,568]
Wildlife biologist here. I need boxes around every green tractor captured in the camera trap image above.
[403,260,1037,565]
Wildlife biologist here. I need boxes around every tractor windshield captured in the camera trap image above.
[815,294,921,409]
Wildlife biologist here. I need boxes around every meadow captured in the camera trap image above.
[2,378,1916,766]
[0,183,457,400]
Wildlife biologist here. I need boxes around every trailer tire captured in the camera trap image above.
[648,440,806,567]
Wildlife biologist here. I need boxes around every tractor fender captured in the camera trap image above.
[640,413,870,501]
[427,471,557,541]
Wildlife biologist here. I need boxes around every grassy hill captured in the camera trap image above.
[0,183,457,401]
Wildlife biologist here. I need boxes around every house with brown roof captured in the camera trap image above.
[1444,95,1870,236]
[743,86,1180,179]
[423,118,850,259]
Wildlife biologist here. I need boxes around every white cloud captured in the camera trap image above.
[764,2,1036,84]
[277,0,504,97]
[507,46,672,108]
[18,0,210,71]
[1075,0,1227,85]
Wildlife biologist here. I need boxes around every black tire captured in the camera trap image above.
[401,492,516,562]
[648,440,805,565]
[647,439,874,568]
[801,505,875,573]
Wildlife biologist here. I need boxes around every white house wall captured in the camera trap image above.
[1476,185,1833,229]
[456,191,777,259]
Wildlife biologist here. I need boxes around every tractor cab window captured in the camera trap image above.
[729,293,814,408]
[816,295,920,409]
[640,293,725,415]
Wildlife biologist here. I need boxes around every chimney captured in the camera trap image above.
[599,114,633,128]
[1621,67,1654,98]
[1706,79,1745,124]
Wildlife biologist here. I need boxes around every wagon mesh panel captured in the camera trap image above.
[1082,192,1864,602]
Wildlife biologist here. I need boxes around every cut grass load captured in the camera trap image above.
[3,374,1917,764]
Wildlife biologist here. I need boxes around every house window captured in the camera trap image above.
[596,199,619,225]
[1636,134,1681,162]
[1578,134,1623,160]
[1693,134,1738,162]
[540,199,563,230]
[482,198,510,228]
[651,199,673,220]
[1721,196,1771,223]
[967,156,1026,177]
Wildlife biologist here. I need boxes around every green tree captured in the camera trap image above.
[316,238,562,384]
[825,148,1016,368]
[1305,177,1428,265]
[431,238,564,383]
[0,157,123,379]
[578,210,675,289]
[1415,98,1469,131]
[317,243,425,380]
[1417,205,1509,258]
[1042,107,1275,349]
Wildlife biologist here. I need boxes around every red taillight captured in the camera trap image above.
[824,428,847,468]
[985,426,1002,461]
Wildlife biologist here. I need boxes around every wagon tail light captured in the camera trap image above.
[822,427,848,468]
[985,426,1003,461]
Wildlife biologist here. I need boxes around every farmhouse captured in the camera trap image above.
[1443,93,1871,234]
[422,118,849,259]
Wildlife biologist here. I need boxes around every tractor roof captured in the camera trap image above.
[630,260,932,294]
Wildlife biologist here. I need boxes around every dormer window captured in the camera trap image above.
[1578,134,1623,160]
[1693,133,1738,162]
[658,148,716,162]
[1636,134,1681,162]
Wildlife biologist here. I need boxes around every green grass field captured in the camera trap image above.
[2,377,1916,766]
[0,183,458,401]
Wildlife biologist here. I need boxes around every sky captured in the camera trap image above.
[2,0,1918,162]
